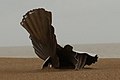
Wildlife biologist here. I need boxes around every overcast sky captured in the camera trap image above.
[0,0,120,46]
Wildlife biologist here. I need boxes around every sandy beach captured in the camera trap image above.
[0,58,119,80]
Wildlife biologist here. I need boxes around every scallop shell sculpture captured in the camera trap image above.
[20,8,59,68]
[20,8,98,69]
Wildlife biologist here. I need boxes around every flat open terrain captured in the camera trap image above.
[0,58,119,80]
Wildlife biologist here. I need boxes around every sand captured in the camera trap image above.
[0,58,119,80]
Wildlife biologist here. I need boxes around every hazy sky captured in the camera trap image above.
[0,0,120,46]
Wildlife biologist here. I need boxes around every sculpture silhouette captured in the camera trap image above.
[20,8,98,69]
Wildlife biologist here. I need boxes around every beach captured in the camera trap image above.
[0,58,119,80]
[0,43,120,80]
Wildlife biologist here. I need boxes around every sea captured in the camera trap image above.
[0,43,120,58]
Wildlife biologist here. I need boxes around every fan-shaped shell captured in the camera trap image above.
[20,8,59,68]
[20,8,98,69]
